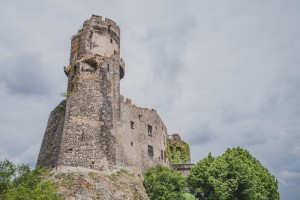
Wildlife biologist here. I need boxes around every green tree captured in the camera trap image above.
[143,165,189,200]
[0,159,63,200]
[187,147,279,200]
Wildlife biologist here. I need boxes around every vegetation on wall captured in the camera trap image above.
[0,159,63,200]
[167,139,191,163]
[187,147,280,200]
[60,91,72,98]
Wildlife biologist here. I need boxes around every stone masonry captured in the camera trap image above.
[37,15,188,174]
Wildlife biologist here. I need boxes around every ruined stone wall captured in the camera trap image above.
[37,100,66,167]
[116,98,170,173]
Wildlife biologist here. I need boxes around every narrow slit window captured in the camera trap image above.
[74,65,77,74]
[148,145,153,157]
[148,125,152,136]
[131,121,134,129]
[110,38,113,43]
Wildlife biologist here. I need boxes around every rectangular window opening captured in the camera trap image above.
[131,121,134,129]
[148,125,152,136]
[148,145,153,157]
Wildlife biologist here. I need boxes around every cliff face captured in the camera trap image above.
[47,168,149,200]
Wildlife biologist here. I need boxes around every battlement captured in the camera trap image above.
[70,15,121,62]
[120,95,158,112]
[83,14,120,36]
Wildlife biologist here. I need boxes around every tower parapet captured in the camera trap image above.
[70,15,121,64]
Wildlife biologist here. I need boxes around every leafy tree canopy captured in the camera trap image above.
[143,165,194,200]
[187,147,279,200]
[0,159,63,200]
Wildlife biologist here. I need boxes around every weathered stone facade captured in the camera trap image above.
[37,15,174,173]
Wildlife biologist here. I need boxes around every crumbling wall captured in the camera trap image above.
[70,15,120,64]
[116,98,169,173]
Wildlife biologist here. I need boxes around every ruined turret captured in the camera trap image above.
[37,15,125,171]
[37,15,174,173]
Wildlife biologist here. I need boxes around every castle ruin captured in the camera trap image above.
[37,15,190,174]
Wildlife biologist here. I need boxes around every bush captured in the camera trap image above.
[187,147,279,200]
[143,165,187,200]
[0,159,63,200]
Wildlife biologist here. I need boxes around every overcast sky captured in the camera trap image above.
[0,0,299,199]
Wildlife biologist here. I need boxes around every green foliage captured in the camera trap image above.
[60,91,71,98]
[187,147,280,200]
[143,165,187,200]
[0,159,63,200]
[167,140,191,163]
[182,192,197,200]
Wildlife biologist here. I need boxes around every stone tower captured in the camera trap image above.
[37,15,125,171]
[37,15,186,173]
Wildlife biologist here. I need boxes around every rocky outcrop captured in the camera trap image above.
[47,168,149,200]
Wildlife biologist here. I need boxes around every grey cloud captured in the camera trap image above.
[0,55,51,95]
[0,0,300,199]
